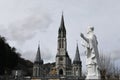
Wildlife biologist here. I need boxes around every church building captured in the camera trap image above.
[32,15,82,80]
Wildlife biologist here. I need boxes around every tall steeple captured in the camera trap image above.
[73,43,81,64]
[56,14,71,76]
[34,44,43,65]
[57,14,67,50]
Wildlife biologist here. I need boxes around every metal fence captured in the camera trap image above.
[0,75,84,80]
[32,75,84,80]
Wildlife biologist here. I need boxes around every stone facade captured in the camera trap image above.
[32,15,82,80]
[56,14,72,76]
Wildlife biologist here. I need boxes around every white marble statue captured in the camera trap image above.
[80,26,101,79]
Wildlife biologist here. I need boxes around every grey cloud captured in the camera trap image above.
[5,13,52,44]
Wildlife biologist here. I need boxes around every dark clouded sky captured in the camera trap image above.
[0,0,120,72]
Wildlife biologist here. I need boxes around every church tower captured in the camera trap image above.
[73,43,82,77]
[33,44,44,77]
[56,14,72,76]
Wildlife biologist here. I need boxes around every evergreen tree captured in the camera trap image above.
[0,35,33,75]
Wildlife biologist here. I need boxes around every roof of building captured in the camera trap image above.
[58,14,66,37]
[34,44,43,64]
[73,43,81,64]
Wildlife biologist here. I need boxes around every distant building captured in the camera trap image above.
[32,14,83,80]
[33,44,44,77]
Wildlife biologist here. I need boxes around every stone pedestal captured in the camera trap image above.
[86,64,101,80]
[86,75,101,80]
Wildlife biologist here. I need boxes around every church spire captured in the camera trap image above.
[73,43,81,64]
[34,43,43,64]
[58,14,66,38]
[60,13,65,29]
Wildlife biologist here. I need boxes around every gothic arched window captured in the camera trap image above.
[59,57,63,61]
[59,39,61,48]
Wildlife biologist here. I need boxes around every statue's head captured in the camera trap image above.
[87,26,94,34]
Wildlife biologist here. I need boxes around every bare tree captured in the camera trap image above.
[99,53,120,80]
[99,53,114,80]
[113,65,120,80]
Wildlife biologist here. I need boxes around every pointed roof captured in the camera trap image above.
[59,13,66,32]
[34,44,43,64]
[73,43,81,64]
[58,14,66,37]
[60,14,65,28]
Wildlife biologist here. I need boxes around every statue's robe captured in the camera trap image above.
[82,32,100,79]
